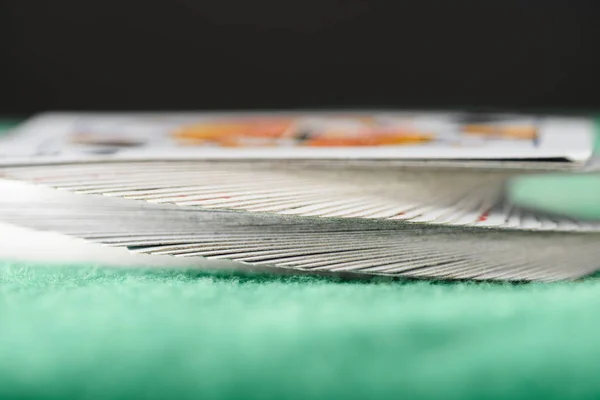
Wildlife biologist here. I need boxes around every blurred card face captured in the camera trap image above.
[0,111,594,164]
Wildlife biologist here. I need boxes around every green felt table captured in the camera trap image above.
[1,119,600,400]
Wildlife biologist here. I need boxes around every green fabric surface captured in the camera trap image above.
[510,173,600,220]
[508,117,600,219]
[2,264,600,400]
[0,119,22,135]
[2,118,600,399]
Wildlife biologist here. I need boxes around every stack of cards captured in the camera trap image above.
[1,111,598,281]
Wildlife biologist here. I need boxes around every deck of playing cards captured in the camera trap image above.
[1,111,599,281]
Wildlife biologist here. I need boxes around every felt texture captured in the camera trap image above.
[2,264,600,400]
[511,173,600,219]
[508,120,600,218]
[1,118,600,399]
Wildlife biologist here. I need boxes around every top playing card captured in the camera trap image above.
[0,111,594,165]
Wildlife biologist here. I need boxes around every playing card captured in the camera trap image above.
[0,111,594,165]
[0,111,597,282]
[1,179,600,281]
[3,160,590,231]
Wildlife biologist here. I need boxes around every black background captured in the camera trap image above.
[1,0,599,114]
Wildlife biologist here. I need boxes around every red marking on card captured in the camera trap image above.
[194,195,231,201]
[478,211,490,222]
[393,212,405,217]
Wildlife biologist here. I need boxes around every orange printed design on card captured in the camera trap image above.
[171,116,435,147]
